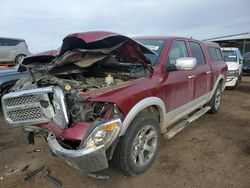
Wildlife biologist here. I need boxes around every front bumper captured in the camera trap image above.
[47,133,108,172]
[47,118,122,172]
[225,77,238,87]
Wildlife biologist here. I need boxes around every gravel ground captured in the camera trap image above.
[0,76,249,188]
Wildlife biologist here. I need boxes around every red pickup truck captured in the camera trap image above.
[2,31,227,176]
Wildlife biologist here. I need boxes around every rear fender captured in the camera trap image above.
[208,74,225,100]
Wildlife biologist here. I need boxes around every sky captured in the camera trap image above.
[0,0,250,53]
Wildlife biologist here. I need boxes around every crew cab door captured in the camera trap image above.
[164,40,195,111]
[187,41,211,99]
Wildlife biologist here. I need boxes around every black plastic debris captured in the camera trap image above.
[24,165,45,181]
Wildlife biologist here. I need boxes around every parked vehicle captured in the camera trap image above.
[1,32,227,176]
[0,49,59,98]
[221,47,243,88]
[0,37,31,64]
[0,65,21,97]
[243,52,250,73]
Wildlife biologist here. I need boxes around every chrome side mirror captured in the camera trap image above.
[175,57,197,71]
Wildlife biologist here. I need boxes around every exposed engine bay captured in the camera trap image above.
[1,32,157,173]
[10,37,154,127]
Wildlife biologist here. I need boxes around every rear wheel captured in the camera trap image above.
[208,83,222,114]
[15,54,26,64]
[113,113,161,176]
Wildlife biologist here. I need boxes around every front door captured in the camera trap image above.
[163,40,196,112]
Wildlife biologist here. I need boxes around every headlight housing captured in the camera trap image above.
[228,70,239,77]
[82,119,122,149]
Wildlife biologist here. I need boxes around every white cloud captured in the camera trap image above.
[0,0,249,52]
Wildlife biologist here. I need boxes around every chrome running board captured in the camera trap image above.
[164,106,211,139]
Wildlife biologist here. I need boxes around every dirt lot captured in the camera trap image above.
[0,76,249,188]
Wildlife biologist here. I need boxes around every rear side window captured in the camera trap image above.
[0,39,21,46]
[208,47,224,61]
[167,41,188,65]
[188,41,205,65]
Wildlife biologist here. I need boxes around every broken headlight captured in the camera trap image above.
[82,119,122,149]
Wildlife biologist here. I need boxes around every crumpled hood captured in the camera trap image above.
[20,31,155,73]
[226,61,239,71]
[18,49,60,72]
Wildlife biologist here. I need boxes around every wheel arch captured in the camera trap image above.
[0,80,17,95]
[15,54,27,64]
[208,74,225,101]
[119,97,167,136]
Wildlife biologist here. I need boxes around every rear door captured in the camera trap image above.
[187,41,211,99]
[208,47,227,88]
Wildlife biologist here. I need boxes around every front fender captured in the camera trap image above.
[119,97,167,136]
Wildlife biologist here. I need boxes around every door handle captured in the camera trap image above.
[206,71,211,74]
[188,75,195,79]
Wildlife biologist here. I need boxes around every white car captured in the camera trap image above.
[0,37,31,64]
[221,47,243,88]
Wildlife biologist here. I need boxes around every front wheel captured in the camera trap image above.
[113,113,161,176]
[238,73,242,81]
[4,83,14,94]
[208,83,222,114]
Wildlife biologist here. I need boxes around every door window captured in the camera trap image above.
[167,41,188,65]
[0,39,20,46]
[188,41,205,65]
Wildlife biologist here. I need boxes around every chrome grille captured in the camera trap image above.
[2,86,69,128]
[5,95,37,106]
[7,107,42,122]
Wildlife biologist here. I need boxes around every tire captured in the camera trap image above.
[238,74,242,81]
[15,54,26,64]
[113,113,161,176]
[208,83,222,114]
[0,84,14,110]
[2,84,14,96]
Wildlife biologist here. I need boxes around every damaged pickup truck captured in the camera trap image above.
[2,32,227,176]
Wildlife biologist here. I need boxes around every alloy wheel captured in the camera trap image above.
[132,125,158,167]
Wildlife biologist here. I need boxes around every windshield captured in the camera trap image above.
[222,50,237,62]
[136,39,165,65]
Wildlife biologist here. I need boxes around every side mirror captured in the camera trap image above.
[175,57,197,71]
